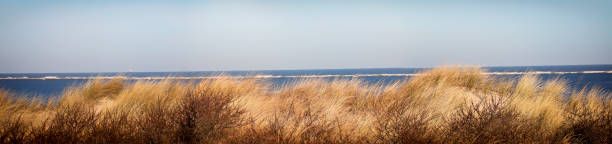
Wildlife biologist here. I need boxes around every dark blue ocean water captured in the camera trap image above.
[1,65,611,98]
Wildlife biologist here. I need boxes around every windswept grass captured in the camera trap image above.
[1,66,611,143]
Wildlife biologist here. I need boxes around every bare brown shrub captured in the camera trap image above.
[442,96,543,143]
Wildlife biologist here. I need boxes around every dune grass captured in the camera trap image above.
[1,66,611,143]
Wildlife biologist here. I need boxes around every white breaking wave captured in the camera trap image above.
[1,71,611,80]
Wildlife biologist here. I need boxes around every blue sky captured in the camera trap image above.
[0,0,611,73]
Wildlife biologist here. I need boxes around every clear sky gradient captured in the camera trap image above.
[1,0,611,73]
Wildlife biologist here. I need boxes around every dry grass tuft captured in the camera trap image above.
[1,67,611,143]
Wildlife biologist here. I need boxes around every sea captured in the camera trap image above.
[1,65,611,98]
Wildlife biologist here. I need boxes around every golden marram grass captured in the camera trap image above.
[1,66,610,143]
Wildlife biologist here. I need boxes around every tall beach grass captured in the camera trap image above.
[1,66,610,143]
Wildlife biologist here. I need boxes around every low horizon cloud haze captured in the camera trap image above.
[1,0,611,73]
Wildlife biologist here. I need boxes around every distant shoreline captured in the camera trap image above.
[1,70,612,80]
[2,64,611,74]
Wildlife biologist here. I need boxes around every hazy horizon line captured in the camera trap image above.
[3,63,611,74]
